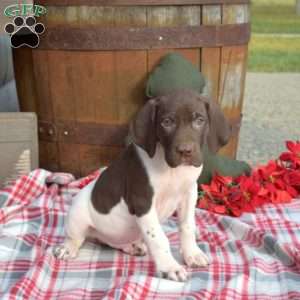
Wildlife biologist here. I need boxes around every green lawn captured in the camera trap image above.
[248,0,300,72]
[248,36,300,72]
[251,0,300,34]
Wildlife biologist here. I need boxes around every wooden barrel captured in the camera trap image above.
[14,0,250,177]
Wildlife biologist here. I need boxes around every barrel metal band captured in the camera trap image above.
[36,0,250,6]
[38,115,241,146]
[38,23,250,50]
[38,121,128,147]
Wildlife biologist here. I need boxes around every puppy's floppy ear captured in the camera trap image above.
[129,98,158,158]
[202,96,232,153]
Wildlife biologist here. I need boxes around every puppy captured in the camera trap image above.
[53,89,231,281]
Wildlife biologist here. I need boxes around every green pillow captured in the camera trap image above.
[198,146,251,184]
[145,52,251,185]
[146,53,206,98]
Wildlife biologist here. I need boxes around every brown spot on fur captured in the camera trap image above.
[91,144,153,217]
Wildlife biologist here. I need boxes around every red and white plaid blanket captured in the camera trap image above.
[1,169,300,299]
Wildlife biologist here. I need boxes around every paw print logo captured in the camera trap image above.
[4,16,45,48]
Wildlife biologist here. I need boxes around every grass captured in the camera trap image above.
[248,36,300,72]
[248,0,300,72]
[251,0,300,34]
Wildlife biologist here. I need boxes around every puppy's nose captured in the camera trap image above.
[176,143,194,156]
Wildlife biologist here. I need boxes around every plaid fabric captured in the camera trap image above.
[0,169,300,300]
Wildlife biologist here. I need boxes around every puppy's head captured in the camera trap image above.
[130,89,231,168]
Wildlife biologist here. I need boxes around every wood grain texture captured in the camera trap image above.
[114,7,147,27]
[147,6,201,77]
[114,8,147,124]
[32,51,53,122]
[47,51,76,122]
[201,5,221,102]
[58,142,80,176]
[13,49,60,170]
[222,4,250,24]
[115,51,147,123]
[39,23,250,50]
[39,141,59,171]
[79,145,122,175]
[46,51,78,172]
[36,0,251,6]
[13,49,37,112]
[147,6,200,27]
[41,6,147,28]
[71,52,97,124]
[93,52,118,124]
[218,4,249,159]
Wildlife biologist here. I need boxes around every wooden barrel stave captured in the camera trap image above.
[201,5,221,103]
[218,4,249,158]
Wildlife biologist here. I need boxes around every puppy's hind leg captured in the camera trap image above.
[54,193,92,260]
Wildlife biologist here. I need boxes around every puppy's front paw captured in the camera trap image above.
[158,261,188,281]
[53,239,81,260]
[182,246,209,268]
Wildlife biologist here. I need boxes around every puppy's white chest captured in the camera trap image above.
[153,168,197,221]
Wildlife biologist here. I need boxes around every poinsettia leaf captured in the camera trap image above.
[280,152,292,162]
[243,202,255,213]
[198,196,209,209]
[229,207,242,217]
[248,182,260,194]
[214,173,233,186]
[257,187,269,197]
[213,205,227,214]
[275,190,292,203]
[286,141,296,153]
[286,185,298,198]
[274,179,285,190]
[287,171,300,186]
[265,182,277,193]
[252,195,265,207]
[200,184,211,194]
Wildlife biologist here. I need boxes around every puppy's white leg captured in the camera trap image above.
[177,183,209,268]
[53,216,88,260]
[136,208,187,281]
[53,193,91,260]
[53,237,84,260]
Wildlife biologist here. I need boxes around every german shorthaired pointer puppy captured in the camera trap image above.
[54,89,231,281]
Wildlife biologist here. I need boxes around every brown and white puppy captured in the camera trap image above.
[53,89,231,281]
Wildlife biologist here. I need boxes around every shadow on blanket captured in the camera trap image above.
[0,169,300,299]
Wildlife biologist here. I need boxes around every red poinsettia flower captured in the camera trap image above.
[253,160,286,183]
[230,176,261,213]
[198,193,228,215]
[251,160,294,204]
[201,174,233,199]
[283,169,300,193]
[280,141,300,169]
[199,173,233,215]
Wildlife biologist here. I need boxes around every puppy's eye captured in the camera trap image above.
[193,116,205,128]
[161,118,174,128]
